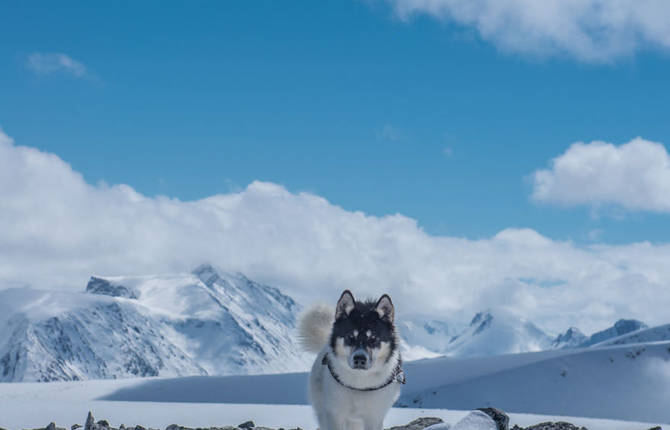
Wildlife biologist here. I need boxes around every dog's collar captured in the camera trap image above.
[321,353,406,392]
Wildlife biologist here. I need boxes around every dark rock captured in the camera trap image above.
[166,426,194,430]
[523,422,587,430]
[86,277,138,299]
[386,417,444,430]
[238,422,255,430]
[72,425,83,430]
[134,426,146,430]
[85,412,96,430]
[478,408,509,430]
[646,427,662,430]
[46,423,57,430]
[97,421,110,428]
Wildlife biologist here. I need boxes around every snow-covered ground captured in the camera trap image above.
[0,339,668,429]
[0,397,662,430]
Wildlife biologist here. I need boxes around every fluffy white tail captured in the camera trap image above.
[298,304,334,353]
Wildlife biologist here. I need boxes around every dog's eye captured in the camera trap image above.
[347,334,356,343]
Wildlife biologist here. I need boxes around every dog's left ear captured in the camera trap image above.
[375,294,394,322]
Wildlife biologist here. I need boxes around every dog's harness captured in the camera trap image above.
[321,354,406,392]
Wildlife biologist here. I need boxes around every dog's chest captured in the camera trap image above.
[325,373,400,418]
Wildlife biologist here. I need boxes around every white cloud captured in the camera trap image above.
[532,138,670,213]
[26,53,87,78]
[385,0,670,62]
[1,129,670,333]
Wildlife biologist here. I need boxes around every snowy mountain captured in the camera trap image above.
[0,264,309,382]
[593,323,670,347]
[578,318,648,347]
[436,310,553,357]
[397,317,459,360]
[400,312,658,359]
[551,327,588,349]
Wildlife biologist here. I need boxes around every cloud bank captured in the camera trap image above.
[532,137,670,213]
[1,129,670,333]
[385,0,670,62]
[26,53,87,78]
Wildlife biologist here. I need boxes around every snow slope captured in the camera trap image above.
[400,341,670,424]
[594,323,670,347]
[94,340,670,424]
[0,264,309,382]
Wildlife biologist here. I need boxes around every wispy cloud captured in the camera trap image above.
[2,129,670,333]
[385,0,670,62]
[376,124,402,142]
[531,138,670,213]
[26,52,87,78]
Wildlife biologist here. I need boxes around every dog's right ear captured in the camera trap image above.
[335,290,355,319]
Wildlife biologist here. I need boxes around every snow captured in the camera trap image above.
[400,341,670,424]
[594,323,670,347]
[448,410,495,430]
[439,310,553,357]
[0,398,662,430]
[1,340,667,426]
[0,265,310,382]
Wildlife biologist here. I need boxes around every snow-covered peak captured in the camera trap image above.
[469,311,494,334]
[591,323,670,347]
[552,327,588,349]
[444,309,552,357]
[0,267,308,382]
[581,319,648,347]
[397,316,459,360]
[191,263,222,286]
[86,276,138,299]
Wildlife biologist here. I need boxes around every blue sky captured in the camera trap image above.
[2,0,670,244]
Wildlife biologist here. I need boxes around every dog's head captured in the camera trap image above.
[329,290,396,371]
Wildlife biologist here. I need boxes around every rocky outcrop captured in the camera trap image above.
[10,410,664,430]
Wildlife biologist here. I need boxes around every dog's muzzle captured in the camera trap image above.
[349,348,371,369]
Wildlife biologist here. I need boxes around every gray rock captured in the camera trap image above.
[72,425,83,430]
[478,408,509,430]
[238,423,255,430]
[166,425,194,430]
[97,421,110,428]
[386,417,444,430]
[85,413,96,430]
[515,422,587,430]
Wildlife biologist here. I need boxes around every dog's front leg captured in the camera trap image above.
[321,411,347,430]
[362,416,384,430]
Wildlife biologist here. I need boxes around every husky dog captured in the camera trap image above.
[299,290,404,430]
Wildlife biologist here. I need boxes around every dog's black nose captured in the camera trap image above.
[352,353,367,368]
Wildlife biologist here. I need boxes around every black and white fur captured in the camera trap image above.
[299,290,402,430]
